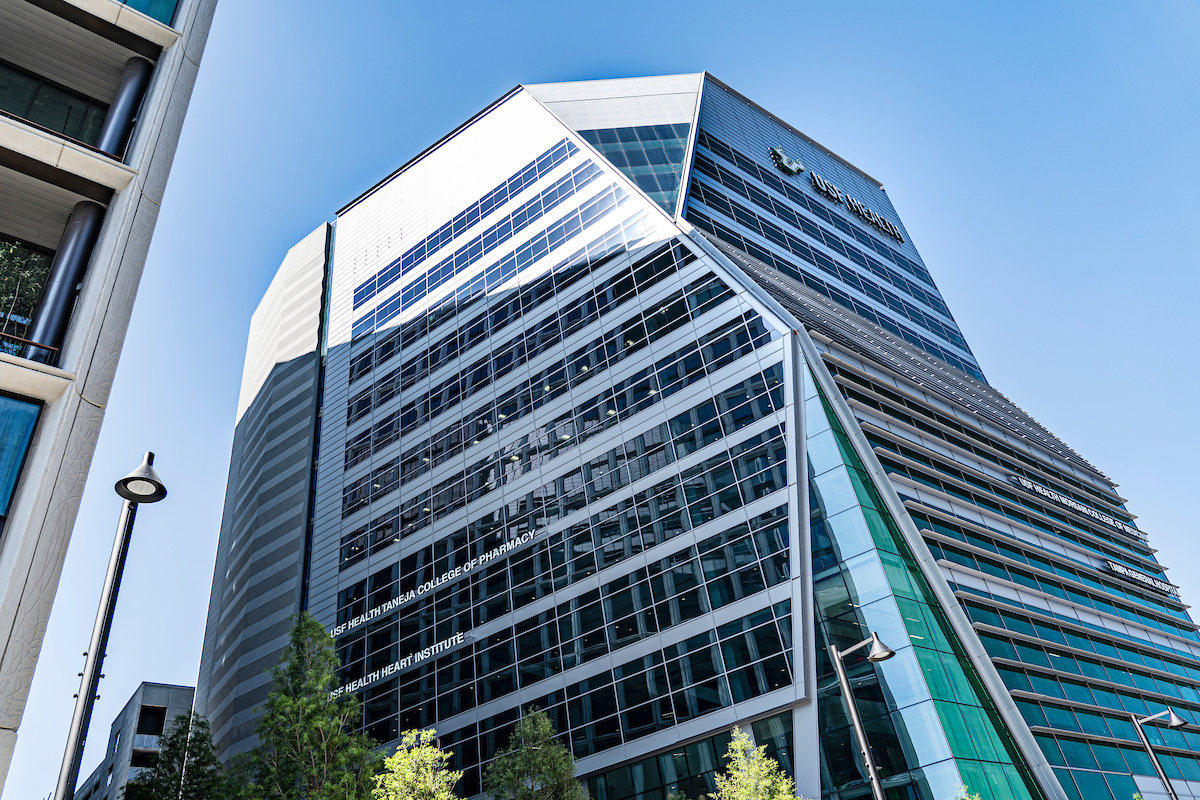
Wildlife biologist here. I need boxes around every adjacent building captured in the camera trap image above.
[198,73,1200,800]
[73,682,195,800]
[0,0,217,788]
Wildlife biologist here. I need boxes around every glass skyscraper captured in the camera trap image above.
[198,74,1198,800]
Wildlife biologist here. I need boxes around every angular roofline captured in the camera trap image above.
[338,73,888,217]
[701,72,885,189]
[337,85,524,216]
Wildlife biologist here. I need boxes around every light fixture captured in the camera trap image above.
[114,452,167,503]
[57,452,168,800]
[1133,708,1189,800]
[867,635,896,662]
[828,632,896,800]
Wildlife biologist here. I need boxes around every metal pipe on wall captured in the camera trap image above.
[96,57,154,158]
[23,201,105,363]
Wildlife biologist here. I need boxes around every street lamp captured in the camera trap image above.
[829,631,896,800]
[53,453,167,800]
[1131,707,1188,800]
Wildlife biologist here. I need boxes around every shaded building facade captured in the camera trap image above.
[0,0,217,788]
[199,74,1199,800]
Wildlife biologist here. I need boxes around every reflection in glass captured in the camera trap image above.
[805,364,1042,800]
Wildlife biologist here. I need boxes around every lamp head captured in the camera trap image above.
[115,452,167,503]
[867,633,896,663]
[1168,709,1188,729]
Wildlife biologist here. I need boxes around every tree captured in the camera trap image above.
[0,240,48,337]
[712,726,798,800]
[235,612,381,800]
[483,708,584,800]
[373,728,462,800]
[122,712,228,800]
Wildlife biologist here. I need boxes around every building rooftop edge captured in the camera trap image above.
[336,85,524,216]
[700,72,885,189]
[337,71,889,218]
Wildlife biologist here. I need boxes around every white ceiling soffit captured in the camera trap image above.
[524,73,704,131]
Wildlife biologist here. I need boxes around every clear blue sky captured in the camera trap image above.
[9,1,1200,795]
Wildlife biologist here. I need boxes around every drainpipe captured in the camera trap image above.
[23,202,105,363]
[95,57,153,158]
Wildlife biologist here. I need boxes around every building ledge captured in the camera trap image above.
[49,0,179,47]
[0,115,136,195]
[0,353,75,402]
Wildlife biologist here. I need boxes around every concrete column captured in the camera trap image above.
[95,57,154,157]
[23,201,105,363]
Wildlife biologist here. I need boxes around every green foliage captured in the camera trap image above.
[712,727,798,800]
[954,787,982,800]
[122,712,229,800]
[373,728,462,800]
[483,708,584,800]
[233,612,381,800]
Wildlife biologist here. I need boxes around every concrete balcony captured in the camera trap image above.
[0,0,178,161]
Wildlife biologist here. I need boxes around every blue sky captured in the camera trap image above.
[9,0,1200,794]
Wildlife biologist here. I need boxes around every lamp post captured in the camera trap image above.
[829,631,896,800]
[53,453,167,800]
[1131,707,1188,800]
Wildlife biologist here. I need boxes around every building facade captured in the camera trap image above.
[74,682,195,800]
[0,0,217,787]
[199,74,1200,800]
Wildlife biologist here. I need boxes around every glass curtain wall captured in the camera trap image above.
[577,124,691,215]
[805,364,1041,800]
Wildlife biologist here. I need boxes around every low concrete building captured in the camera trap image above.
[73,682,194,800]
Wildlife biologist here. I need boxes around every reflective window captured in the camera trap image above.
[695,130,930,283]
[354,139,578,308]
[120,0,179,25]
[0,393,39,524]
[578,123,690,215]
[0,59,107,145]
[340,364,784,565]
[805,366,1038,800]
[404,602,793,797]
[690,207,985,382]
[356,157,601,314]
[354,176,639,337]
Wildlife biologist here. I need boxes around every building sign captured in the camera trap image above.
[809,171,905,243]
[1007,475,1147,542]
[769,146,805,176]
[330,530,539,638]
[331,632,468,698]
[1105,560,1179,598]
[327,528,550,696]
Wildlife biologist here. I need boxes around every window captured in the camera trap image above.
[135,705,167,736]
[0,60,108,145]
[0,393,40,524]
[130,749,155,768]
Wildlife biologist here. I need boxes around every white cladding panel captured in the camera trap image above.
[236,223,328,423]
[329,91,579,349]
[526,73,702,131]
